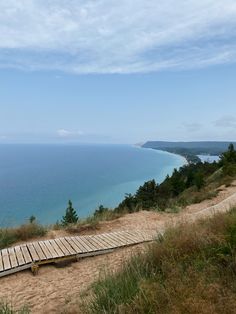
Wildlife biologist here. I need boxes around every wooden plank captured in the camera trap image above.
[58,237,76,255]
[125,231,146,242]
[0,251,4,272]
[32,242,47,261]
[75,236,96,252]
[116,232,138,244]
[2,249,11,270]
[102,233,123,247]
[64,237,83,254]
[49,240,64,257]
[44,240,59,258]
[54,238,71,255]
[70,237,88,253]
[87,235,108,250]
[107,233,130,246]
[117,231,140,243]
[27,243,40,262]
[0,264,32,278]
[93,235,111,249]
[96,234,118,248]
[82,236,101,251]
[14,246,25,266]
[21,245,32,264]
[38,241,53,259]
[7,248,18,268]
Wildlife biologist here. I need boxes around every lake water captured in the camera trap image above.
[197,155,220,163]
[0,144,185,226]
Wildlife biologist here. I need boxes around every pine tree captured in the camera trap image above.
[61,200,78,226]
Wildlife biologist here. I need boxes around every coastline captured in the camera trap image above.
[140,145,188,166]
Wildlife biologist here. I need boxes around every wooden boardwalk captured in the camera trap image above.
[0,230,153,278]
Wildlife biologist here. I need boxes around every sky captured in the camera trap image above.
[0,0,236,144]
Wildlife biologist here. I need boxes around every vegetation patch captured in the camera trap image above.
[0,301,30,314]
[0,221,46,250]
[84,208,236,313]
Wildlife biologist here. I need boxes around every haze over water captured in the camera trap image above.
[0,144,185,226]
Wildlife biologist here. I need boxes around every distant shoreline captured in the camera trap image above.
[140,145,189,166]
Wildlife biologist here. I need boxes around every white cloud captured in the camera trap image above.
[0,1,236,73]
[57,129,83,138]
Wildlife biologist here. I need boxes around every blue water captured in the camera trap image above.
[197,155,220,163]
[0,144,185,226]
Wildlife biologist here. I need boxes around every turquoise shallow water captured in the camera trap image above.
[0,144,185,226]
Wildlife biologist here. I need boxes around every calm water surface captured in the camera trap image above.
[0,144,185,226]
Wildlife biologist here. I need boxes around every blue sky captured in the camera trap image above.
[0,0,236,144]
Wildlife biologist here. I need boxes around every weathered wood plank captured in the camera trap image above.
[27,243,40,262]
[125,231,146,242]
[114,232,136,245]
[70,237,89,253]
[32,242,47,261]
[8,248,18,268]
[0,251,4,272]
[14,246,25,266]
[76,236,97,251]
[97,234,118,248]
[44,240,59,258]
[92,235,110,249]
[115,231,138,244]
[108,233,130,246]
[102,233,123,247]
[58,238,76,255]
[83,236,102,251]
[38,241,53,259]
[21,245,32,264]
[54,238,71,255]
[87,235,108,250]
[65,237,83,254]
[2,249,11,270]
[49,240,64,257]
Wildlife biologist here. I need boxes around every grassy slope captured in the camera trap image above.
[85,208,236,314]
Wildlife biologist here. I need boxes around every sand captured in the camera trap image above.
[1,181,236,313]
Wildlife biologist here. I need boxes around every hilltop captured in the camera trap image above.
[142,141,236,163]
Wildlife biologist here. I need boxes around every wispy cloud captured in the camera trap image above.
[214,116,236,128]
[182,122,203,133]
[57,129,83,139]
[1,1,236,73]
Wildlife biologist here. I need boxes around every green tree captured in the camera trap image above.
[29,215,36,223]
[220,143,236,165]
[61,200,78,226]
[194,172,205,190]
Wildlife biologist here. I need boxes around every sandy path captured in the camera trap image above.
[1,181,236,313]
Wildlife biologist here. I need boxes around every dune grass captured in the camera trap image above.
[0,301,29,314]
[85,208,236,314]
[0,222,46,250]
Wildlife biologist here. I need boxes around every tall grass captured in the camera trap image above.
[85,208,236,313]
[0,301,30,314]
[0,222,46,250]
